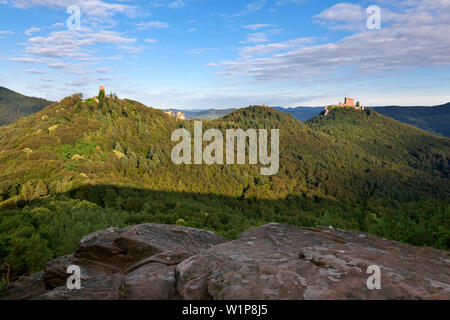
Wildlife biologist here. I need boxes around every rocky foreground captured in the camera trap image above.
[1,223,449,300]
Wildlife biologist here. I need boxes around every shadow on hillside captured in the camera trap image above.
[1,183,448,287]
[13,183,360,239]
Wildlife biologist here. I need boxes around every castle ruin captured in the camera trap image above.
[176,112,186,121]
[339,97,355,107]
[324,97,365,116]
[164,110,186,121]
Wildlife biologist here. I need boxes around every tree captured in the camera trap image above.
[0,236,11,285]
[21,181,34,203]
[114,142,124,153]
[98,87,106,110]
[98,87,105,101]
[35,180,48,198]
[5,261,10,285]
[103,188,118,208]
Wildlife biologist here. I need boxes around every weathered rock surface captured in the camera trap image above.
[1,223,449,300]
[1,224,225,300]
[0,272,47,300]
[176,223,450,300]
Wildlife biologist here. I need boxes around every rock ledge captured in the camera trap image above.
[1,223,449,300]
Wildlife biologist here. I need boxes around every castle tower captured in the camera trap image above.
[344,97,355,107]
[176,112,186,121]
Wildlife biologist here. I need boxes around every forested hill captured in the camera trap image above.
[0,93,448,285]
[2,85,448,138]
[0,87,53,126]
[374,103,450,137]
[307,107,449,182]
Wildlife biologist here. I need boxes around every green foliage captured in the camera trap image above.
[98,88,106,111]
[0,94,448,287]
[55,139,97,160]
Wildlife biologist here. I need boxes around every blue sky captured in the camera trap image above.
[0,0,449,109]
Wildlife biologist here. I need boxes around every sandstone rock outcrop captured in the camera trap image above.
[1,224,225,300]
[1,223,449,300]
[176,223,450,300]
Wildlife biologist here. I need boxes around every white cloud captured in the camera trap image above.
[25,68,48,74]
[0,30,14,35]
[51,22,65,29]
[313,3,366,31]
[95,67,112,74]
[98,76,122,81]
[243,24,274,31]
[136,21,169,30]
[25,27,40,36]
[9,28,134,79]
[47,61,97,75]
[216,1,450,82]
[8,1,139,83]
[229,0,266,17]
[25,29,136,59]
[64,77,95,87]
[185,48,215,55]
[313,3,402,31]
[150,0,187,9]
[9,0,135,18]
[9,56,47,63]
[240,37,314,57]
[241,32,270,44]
[144,38,158,44]
[168,0,185,8]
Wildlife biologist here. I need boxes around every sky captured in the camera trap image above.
[0,0,449,109]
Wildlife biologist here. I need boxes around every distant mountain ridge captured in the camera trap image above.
[166,108,237,120]
[373,103,450,137]
[274,106,323,122]
[1,86,446,137]
[0,87,53,126]
[167,103,450,137]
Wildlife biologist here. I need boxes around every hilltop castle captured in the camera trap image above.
[324,97,365,115]
[165,110,186,121]
[339,97,355,107]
